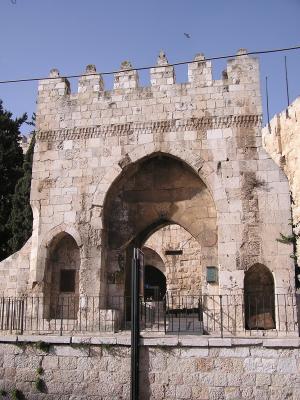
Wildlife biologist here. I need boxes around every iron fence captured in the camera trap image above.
[0,293,297,336]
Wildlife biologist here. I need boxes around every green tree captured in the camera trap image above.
[8,131,35,253]
[0,100,27,261]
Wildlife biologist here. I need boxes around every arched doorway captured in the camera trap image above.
[244,264,275,329]
[144,265,166,300]
[142,246,166,300]
[44,232,80,319]
[103,153,217,305]
[144,224,203,296]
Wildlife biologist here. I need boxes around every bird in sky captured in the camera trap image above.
[184,33,191,39]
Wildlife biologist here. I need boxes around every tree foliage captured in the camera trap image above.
[0,100,27,260]
[8,131,35,253]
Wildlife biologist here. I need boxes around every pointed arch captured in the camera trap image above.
[244,264,275,330]
[34,224,83,284]
[102,153,218,300]
[93,145,226,212]
[44,231,80,319]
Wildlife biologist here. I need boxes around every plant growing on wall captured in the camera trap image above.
[36,366,44,375]
[277,219,300,286]
[33,365,45,393]
[11,389,24,400]
[34,340,50,353]
[34,377,44,393]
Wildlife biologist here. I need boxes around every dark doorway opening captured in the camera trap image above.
[244,264,275,330]
[144,265,166,300]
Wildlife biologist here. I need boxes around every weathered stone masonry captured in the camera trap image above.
[0,337,299,399]
[0,49,298,400]
[0,49,296,332]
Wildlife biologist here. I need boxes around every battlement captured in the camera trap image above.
[38,49,259,95]
[36,49,262,132]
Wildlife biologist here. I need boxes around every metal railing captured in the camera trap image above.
[0,293,297,336]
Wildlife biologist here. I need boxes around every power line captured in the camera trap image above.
[0,44,300,85]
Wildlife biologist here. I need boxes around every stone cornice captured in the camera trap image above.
[36,115,262,141]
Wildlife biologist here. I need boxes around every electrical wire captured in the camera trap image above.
[0,44,300,85]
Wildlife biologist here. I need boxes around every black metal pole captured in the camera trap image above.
[284,56,290,108]
[131,248,140,400]
[265,76,270,127]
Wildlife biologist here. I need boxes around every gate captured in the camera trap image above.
[0,298,25,333]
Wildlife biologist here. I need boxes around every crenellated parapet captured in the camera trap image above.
[36,49,262,132]
[78,64,104,94]
[38,68,70,99]
[227,49,259,85]
[188,53,212,86]
[114,61,139,89]
[150,51,175,86]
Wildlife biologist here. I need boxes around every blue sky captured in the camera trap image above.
[0,0,300,132]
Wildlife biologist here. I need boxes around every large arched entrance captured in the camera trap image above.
[103,153,217,306]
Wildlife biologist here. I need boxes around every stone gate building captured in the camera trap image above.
[0,50,296,334]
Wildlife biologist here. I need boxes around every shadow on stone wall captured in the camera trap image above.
[140,347,151,400]
[296,293,300,335]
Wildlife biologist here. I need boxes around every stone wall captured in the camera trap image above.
[0,336,299,399]
[27,49,293,300]
[0,50,295,334]
[143,224,217,296]
[262,97,300,248]
[0,238,31,296]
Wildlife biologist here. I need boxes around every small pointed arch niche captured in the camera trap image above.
[44,232,80,319]
[244,263,275,330]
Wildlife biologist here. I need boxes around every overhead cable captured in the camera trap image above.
[0,44,300,85]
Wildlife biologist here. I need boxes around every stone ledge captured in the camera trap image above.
[0,335,298,348]
[17,335,71,344]
[0,335,17,342]
[116,336,131,346]
[208,338,232,347]
[71,336,117,345]
[263,338,300,348]
[232,338,263,346]
[178,337,209,347]
[36,115,262,141]
[142,337,178,346]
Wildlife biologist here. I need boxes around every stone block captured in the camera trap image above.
[209,338,232,347]
[42,355,59,370]
[219,347,250,357]
[176,385,192,399]
[179,337,209,347]
[180,348,209,357]
[263,338,300,348]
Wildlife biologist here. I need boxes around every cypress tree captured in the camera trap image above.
[0,100,27,261]
[8,132,35,253]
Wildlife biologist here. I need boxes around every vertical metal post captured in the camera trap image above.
[284,56,290,108]
[20,299,24,335]
[265,76,270,127]
[219,295,223,338]
[131,248,140,400]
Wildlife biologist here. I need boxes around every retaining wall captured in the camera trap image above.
[0,335,299,399]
